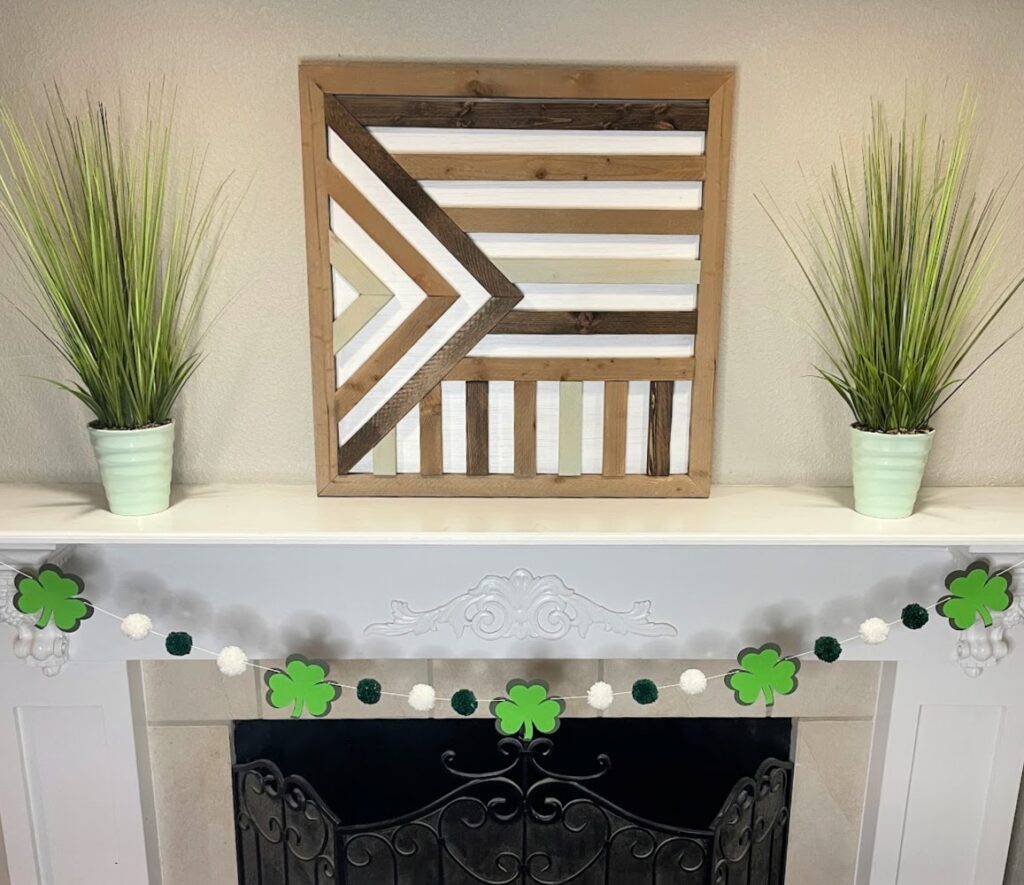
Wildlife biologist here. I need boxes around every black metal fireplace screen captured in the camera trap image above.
[234,736,792,884]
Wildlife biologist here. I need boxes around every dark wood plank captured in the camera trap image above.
[394,153,706,182]
[341,95,709,131]
[446,207,703,235]
[514,381,537,478]
[602,381,628,477]
[324,96,522,302]
[647,380,674,476]
[419,384,443,476]
[466,381,490,476]
[447,357,695,382]
[338,298,516,472]
[492,310,697,336]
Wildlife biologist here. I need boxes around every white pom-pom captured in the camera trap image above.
[586,681,615,711]
[859,617,890,645]
[216,646,249,677]
[120,613,152,641]
[679,669,708,695]
[408,683,436,712]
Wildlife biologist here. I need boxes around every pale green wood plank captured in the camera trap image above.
[494,258,701,285]
[558,381,584,477]
[372,429,398,475]
[332,294,393,352]
[330,232,392,295]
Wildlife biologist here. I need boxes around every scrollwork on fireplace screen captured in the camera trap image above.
[233,737,791,884]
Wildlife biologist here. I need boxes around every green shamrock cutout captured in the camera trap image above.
[726,644,799,708]
[490,679,565,741]
[264,655,340,719]
[938,561,1013,631]
[13,564,93,632]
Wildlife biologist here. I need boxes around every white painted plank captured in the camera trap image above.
[424,180,702,210]
[441,381,467,474]
[670,381,692,475]
[581,381,605,474]
[535,381,560,475]
[626,381,651,474]
[371,127,706,155]
[396,407,420,474]
[516,284,696,312]
[472,232,700,259]
[469,335,695,358]
[488,381,514,474]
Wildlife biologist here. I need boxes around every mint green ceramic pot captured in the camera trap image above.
[850,426,934,519]
[88,422,174,516]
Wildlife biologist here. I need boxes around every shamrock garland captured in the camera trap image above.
[490,680,565,741]
[726,644,800,708]
[938,561,1013,630]
[264,655,341,719]
[13,564,93,632]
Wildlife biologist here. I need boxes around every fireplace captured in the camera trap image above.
[231,718,794,884]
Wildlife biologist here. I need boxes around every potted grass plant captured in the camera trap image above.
[0,91,230,516]
[765,99,1024,518]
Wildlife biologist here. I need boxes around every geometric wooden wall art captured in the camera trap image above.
[298,62,735,496]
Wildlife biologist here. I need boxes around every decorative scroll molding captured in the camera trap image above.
[0,545,73,676]
[365,568,677,641]
[951,547,1024,678]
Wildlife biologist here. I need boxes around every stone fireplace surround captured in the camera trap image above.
[130,657,882,885]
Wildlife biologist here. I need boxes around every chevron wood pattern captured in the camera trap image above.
[300,62,734,497]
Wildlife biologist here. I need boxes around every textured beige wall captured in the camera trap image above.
[1,0,1023,486]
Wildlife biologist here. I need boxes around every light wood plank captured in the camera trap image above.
[513,382,537,478]
[372,430,397,475]
[603,381,628,477]
[394,153,706,182]
[329,233,391,295]
[448,357,695,382]
[493,258,700,285]
[647,380,674,476]
[558,381,584,477]
[320,473,702,497]
[332,295,393,352]
[466,381,489,476]
[419,385,443,476]
[686,74,734,496]
[447,207,703,235]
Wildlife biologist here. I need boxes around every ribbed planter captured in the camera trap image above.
[850,426,934,519]
[88,422,175,516]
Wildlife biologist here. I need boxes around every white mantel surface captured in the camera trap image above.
[1,482,1024,545]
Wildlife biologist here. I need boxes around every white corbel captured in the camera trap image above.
[0,545,74,676]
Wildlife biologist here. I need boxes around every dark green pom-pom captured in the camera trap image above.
[357,678,382,705]
[451,688,478,717]
[901,603,930,630]
[165,631,193,657]
[631,678,659,705]
[814,635,842,663]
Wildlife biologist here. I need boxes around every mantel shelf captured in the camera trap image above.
[0,482,1022,546]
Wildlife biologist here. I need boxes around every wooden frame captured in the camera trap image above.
[299,61,735,497]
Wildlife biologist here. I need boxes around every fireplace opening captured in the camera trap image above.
[233,717,794,884]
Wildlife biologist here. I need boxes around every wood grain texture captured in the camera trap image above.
[298,70,338,490]
[372,430,398,476]
[342,95,709,131]
[334,296,456,416]
[647,380,674,476]
[447,207,703,235]
[319,473,702,497]
[338,297,517,472]
[602,381,628,477]
[325,96,522,302]
[302,61,734,101]
[329,233,391,295]
[513,381,537,478]
[465,380,489,476]
[394,153,706,182]
[686,73,734,496]
[325,163,459,298]
[333,294,393,352]
[419,385,443,476]
[492,310,697,336]
[558,381,584,477]
[448,357,695,382]
[494,257,700,285]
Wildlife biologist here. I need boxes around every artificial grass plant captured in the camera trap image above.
[0,89,230,429]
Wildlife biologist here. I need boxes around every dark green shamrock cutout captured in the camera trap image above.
[490,679,565,741]
[725,644,799,708]
[13,564,93,632]
[938,561,1013,630]
[264,655,340,719]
